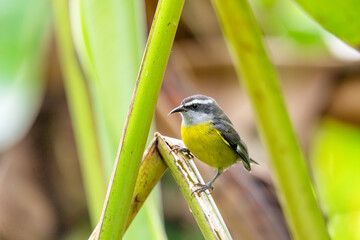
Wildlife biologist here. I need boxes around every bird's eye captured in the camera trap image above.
[192,104,198,109]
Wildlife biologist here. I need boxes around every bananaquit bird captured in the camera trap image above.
[170,95,257,194]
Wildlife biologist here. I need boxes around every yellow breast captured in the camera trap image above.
[181,121,238,169]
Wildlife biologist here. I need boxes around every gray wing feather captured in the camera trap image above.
[213,117,251,171]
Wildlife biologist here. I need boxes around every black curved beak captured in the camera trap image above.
[169,105,185,115]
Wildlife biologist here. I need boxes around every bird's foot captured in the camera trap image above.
[170,145,194,159]
[191,183,213,196]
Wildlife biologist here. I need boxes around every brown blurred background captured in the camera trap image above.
[1,0,360,239]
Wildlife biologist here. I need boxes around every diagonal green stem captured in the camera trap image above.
[156,133,232,240]
[97,0,185,238]
[124,137,168,231]
[211,0,329,239]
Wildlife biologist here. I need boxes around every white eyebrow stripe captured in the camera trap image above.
[184,99,214,106]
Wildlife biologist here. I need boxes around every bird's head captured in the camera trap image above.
[169,95,221,126]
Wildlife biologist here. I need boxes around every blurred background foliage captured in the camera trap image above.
[0,0,359,239]
[0,0,50,152]
[312,119,360,240]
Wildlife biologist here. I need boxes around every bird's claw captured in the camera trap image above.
[170,145,194,159]
[191,183,213,196]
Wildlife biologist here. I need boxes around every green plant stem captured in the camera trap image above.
[156,133,232,240]
[211,0,329,239]
[97,0,185,238]
[125,136,167,231]
[52,0,106,226]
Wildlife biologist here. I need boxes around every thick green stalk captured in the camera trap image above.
[125,137,168,231]
[52,0,106,226]
[211,0,329,239]
[72,0,166,237]
[89,136,167,240]
[156,134,232,240]
[97,0,185,238]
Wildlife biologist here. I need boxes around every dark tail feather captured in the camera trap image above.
[242,158,258,171]
[242,158,251,171]
[250,158,259,165]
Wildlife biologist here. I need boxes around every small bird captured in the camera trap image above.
[170,95,257,194]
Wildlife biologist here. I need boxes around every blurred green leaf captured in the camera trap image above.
[252,0,325,46]
[294,0,360,47]
[0,0,50,150]
[312,118,360,240]
[53,0,106,226]
[70,0,146,174]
